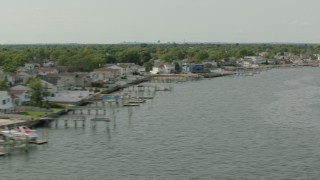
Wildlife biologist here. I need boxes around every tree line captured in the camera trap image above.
[0,43,319,72]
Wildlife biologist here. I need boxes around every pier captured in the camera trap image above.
[43,115,112,128]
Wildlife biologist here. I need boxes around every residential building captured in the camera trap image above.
[0,91,14,113]
[9,88,30,105]
[150,64,165,74]
[91,67,121,82]
[117,63,138,75]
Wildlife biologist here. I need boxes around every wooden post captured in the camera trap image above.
[64,120,68,128]
[88,109,90,115]
[55,119,58,128]
[82,119,86,128]
[24,136,29,152]
[74,120,77,128]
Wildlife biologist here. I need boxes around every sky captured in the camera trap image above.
[1,0,320,44]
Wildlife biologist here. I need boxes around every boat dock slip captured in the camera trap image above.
[90,117,111,128]
[49,115,112,128]
[66,106,107,110]
[91,118,111,122]
[65,106,108,115]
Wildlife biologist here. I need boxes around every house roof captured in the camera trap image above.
[9,90,26,97]
[38,67,57,73]
[94,67,121,72]
[40,78,58,86]
[10,85,29,91]
[117,63,135,68]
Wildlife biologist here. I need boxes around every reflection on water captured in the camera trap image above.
[1,67,320,180]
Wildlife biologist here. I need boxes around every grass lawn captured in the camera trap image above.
[18,108,64,119]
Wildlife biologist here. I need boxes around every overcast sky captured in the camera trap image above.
[1,0,320,44]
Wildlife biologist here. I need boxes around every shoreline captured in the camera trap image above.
[0,64,317,129]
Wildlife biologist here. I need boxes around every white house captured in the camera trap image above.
[150,63,175,74]
[117,63,138,75]
[10,85,31,105]
[150,64,165,74]
[0,91,14,113]
[43,60,55,67]
[243,56,266,64]
[25,63,40,71]
[9,89,30,105]
[163,63,175,73]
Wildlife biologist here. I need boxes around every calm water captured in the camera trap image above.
[2,67,320,180]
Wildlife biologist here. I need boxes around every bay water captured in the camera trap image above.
[1,67,320,179]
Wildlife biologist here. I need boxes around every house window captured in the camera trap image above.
[2,100,5,105]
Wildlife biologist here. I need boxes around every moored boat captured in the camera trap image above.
[0,126,38,141]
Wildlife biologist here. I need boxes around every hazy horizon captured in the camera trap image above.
[1,0,320,44]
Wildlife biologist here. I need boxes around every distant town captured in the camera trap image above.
[0,43,319,115]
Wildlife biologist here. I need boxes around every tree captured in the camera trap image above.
[0,80,8,90]
[28,78,49,106]
[143,61,153,72]
[174,62,182,73]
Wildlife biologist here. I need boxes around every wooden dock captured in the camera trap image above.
[91,118,111,122]
[123,103,140,106]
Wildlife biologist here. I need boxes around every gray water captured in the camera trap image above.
[2,67,320,180]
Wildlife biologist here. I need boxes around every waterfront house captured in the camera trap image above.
[9,88,30,105]
[163,63,175,74]
[116,63,139,75]
[91,67,121,82]
[243,56,266,64]
[150,63,175,74]
[188,64,205,73]
[60,73,88,90]
[150,64,165,74]
[202,59,218,71]
[0,91,14,113]
[236,60,251,67]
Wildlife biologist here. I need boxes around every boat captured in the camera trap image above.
[127,99,146,103]
[0,126,38,141]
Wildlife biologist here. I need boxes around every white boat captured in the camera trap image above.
[1,126,38,141]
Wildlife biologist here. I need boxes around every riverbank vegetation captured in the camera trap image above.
[0,43,319,72]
